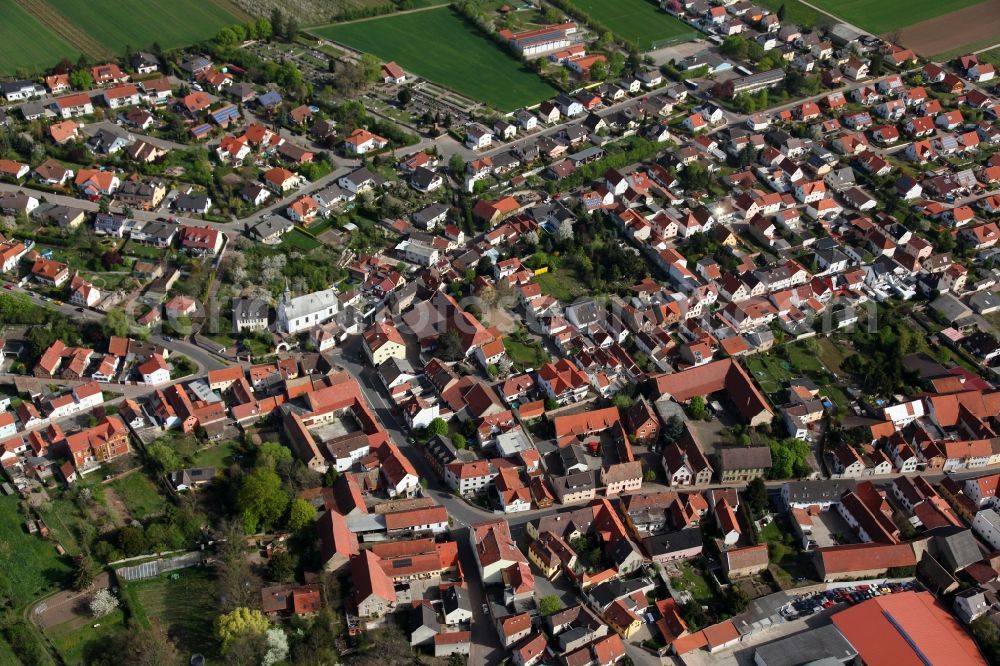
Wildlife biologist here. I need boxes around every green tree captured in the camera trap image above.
[103,622,182,666]
[721,36,749,60]
[253,18,273,40]
[287,498,316,531]
[427,418,448,437]
[359,53,381,82]
[216,607,269,652]
[397,88,412,107]
[284,17,300,42]
[266,549,296,582]
[449,154,466,175]
[257,441,293,467]
[72,553,97,591]
[662,415,684,442]
[688,395,708,420]
[117,524,147,556]
[726,585,750,614]
[269,7,284,40]
[538,594,563,616]
[452,433,467,449]
[746,477,768,516]
[102,308,130,338]
[436,329,465,361]
[69,69,94,90]
[238,467,289,534]
[589,59,608,81]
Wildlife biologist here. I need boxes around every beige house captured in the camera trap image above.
[363,321,407,366]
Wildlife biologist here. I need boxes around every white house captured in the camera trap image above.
[973,508,1000,550]
[277,288,339,335]
[138,354,171,385]
[466,123,493,150]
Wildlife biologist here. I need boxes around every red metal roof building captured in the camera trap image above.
[832,591,986,665]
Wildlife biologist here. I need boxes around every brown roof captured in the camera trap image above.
[384,505,448,530]
[351,549,396,604]
[718,446,772,471]
[816,542,916,575]
[703,619,739,648]
[603,460,643,484]
[722,543,768,573]
[498,612,532,639]
[653,358,771,422]
[317,510,359,564]
[473,519,527,568]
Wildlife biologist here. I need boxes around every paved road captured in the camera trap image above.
[3,279,225,375]
[81,120,192,151]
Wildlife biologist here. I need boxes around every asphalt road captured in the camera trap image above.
[2,278,225,376]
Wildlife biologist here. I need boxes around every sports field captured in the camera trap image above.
[0,0,74,75]
[314,8,558,110]
[808,0,989,34]
[48,0,246,53]
[565,0,695,50]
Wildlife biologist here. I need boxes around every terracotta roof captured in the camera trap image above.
[722,543,768,572]
[553,405,621,440]
[832,591,986,666]
[499,612,532,640]
[816,542,915,575]
[383,505,448,530]
[653,358,771,422]
[703,619,739,648]
[351,549,396,605]
[472,519,527,568]
[318,509,359,564]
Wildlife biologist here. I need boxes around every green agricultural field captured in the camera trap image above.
[46,0,245,53]
[565,0,695,50]
[111,472,168,521]
[313,8,558,110]
[0,496,71,607]
[755,0,822,28]
[126,569,220,657]
[0,0,74,76]
[808,0,988,34]
[534,266,587,302]
[47,609,125,666]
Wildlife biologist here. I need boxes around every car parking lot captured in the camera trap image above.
[780,580,919,620]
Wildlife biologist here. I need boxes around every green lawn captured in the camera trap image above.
[313,7,558,110]
[126,568,220,657]
[745,353,792,394]
[785,343,824,374]
[503,335,551,371]
[47,0,244,53]
[279,228,322,251]
[534,267,587,302]
[815,336,850,376]
[565,0,695,50]
[35,496,93,557]
[808,0,989,34]
[0,0,74,76]
[47,608,125,666]
[670,560,714,604]
[111,473,168,521]
[190,439,242,470]
[0,496,71,608]
[756,0,822,28]
[759,518,814,587]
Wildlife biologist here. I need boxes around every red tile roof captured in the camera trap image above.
[816,542,915,575]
